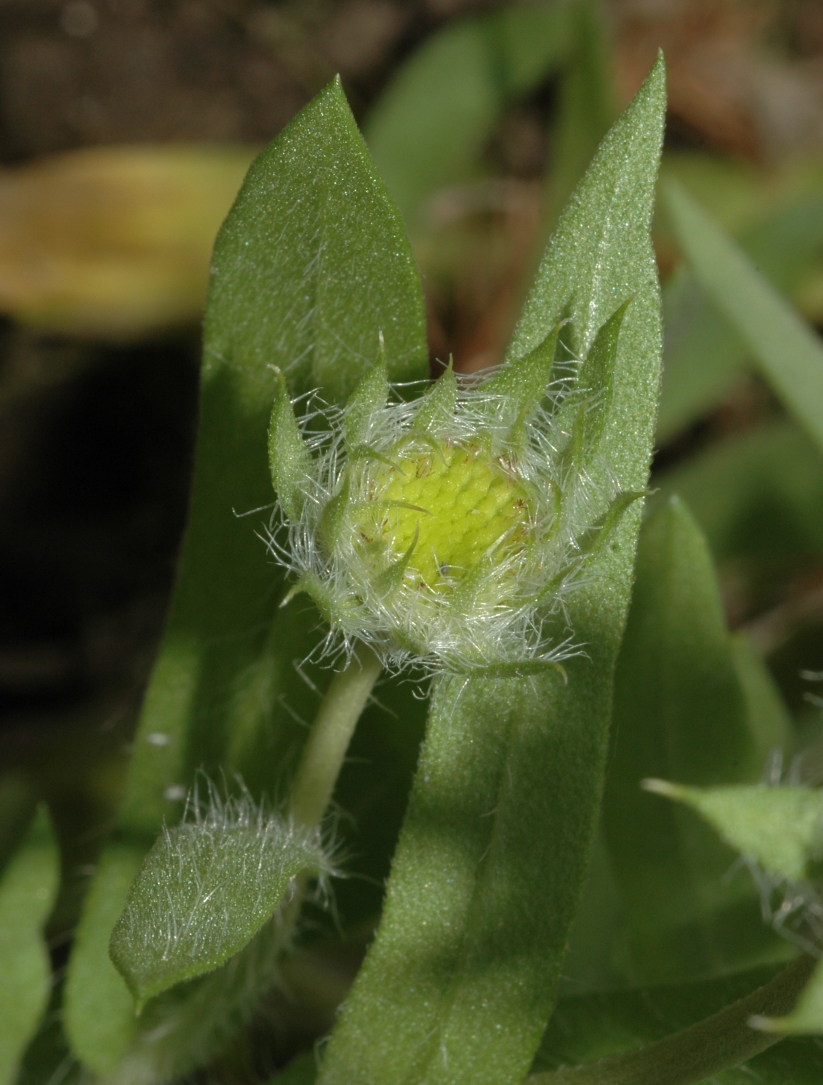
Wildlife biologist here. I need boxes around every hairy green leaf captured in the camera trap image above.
[110,801,328,1009]
[664,181,823,453]
[365,3,571,220]
[318,54,666,1085]
[0,806,59,1085]
[65,77,427,1076]
[603,497,786,983]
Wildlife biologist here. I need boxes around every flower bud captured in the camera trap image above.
[268,305,642,675]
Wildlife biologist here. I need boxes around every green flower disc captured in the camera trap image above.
[365,442,532,588]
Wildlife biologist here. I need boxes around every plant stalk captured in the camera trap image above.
[289,643,382,827]
[528,954,816,1085]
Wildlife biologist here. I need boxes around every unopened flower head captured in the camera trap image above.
[267,305,641,675]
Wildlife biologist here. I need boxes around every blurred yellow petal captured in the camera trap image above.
[0,144,257,339]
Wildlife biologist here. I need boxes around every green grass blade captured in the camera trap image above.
[64,77,427,1077]
[317,54,666,1085]
[365,4,571,221]
[664,181,823,453]
[0,806,59,1085]
[604,497,785,984]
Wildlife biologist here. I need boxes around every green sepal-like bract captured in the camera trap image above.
[345,352,390,450]
[268,368,314,523]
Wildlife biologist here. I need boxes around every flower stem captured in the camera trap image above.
[528,954,816,1085]
[290,644,382,827]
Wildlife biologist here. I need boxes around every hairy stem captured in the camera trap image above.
[529,954,816,1085]
[290,643,382,827]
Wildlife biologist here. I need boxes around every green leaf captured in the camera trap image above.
[644,781,823,885]
[603,496,786,984]
[110,802,328,1010]
[0,806,59,1085]
[531,955,819,1084]
[658,190,823,442]
[365,3,571,220]
[664,180,823,454]
[65,76,427,1076]
[317,54,666,1085]
[64,844,145,1075]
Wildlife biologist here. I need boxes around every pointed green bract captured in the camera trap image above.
[0,807,59,1085]
[345,356,390,449]
[480,320,563,421]
[412,364,458,434]
[317,54,666,1085]
[65,75,427,1077]
[110,805,328,1009]
[645,781,823,885]
[573,298,630,466]
[269,369,314,522]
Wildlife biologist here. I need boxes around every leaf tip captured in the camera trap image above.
[640,777,682,799]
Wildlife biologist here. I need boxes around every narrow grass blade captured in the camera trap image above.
[665,181,823,454]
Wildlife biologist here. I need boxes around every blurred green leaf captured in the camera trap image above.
[664,181,823,454]
[317,54,666,1085]
[0,806,59,1085]
[64,844,145,1074]
[652,420,823,568]
[603,497,786,984]
[730,632,794,765]
[65,76,428,1077]
[365,3,571,220]
[545,0,615,228]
